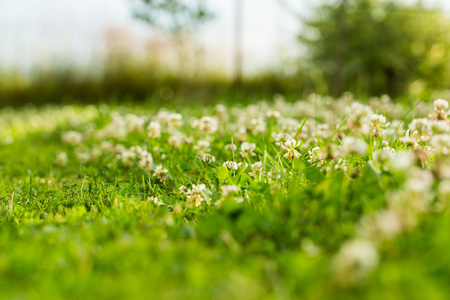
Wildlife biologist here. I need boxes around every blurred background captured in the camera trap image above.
[1,0,450,106]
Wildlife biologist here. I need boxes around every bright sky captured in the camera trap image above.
[0,0,448,74]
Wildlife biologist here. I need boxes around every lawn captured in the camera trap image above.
[0,95,449,299]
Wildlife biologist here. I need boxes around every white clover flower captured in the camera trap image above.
[202,153,216,163]
[75,148,91,163]
[430,99,449,121]
[191,119,199,129]
[358,210,403,242]
[346,102,373,134]
[284,138,300,148]
[187,193,203,207]
[98,114,127,140]
[308,146,324,166]
[370,114,387,138]
[389,151,415,172]
[430,134,450,156]
[332,239,378,285]
[266,110,281,118]
[241,117,266,133]
[223,161,239,170]
[372,148,395,171]
[275,133,292,146]
[55,152,68,166]
[405,168,434,195]
[374,211,403,239]
[225,144,237,151]
[408,118,431,136]
[183,136,194,144]
[302,239,321,257]
[147,121,161,138]
[252,161,263,172]
[198,116,219,133]
[438,180,450,203]
[430,120,450,134]
[153,166,169,181]
[120,150,136,167]
[99,141,115,152]
[138,151,153,171]
[342,137,367,156]
[389,168,434,213]
[130,145,144,156]
[193,140,211,155]
[179,185,189,195]
[434,99,449,113]
[167,113,183,129]
[240,142,256,157]
[148,196,163,206]
[221,185,240,197]
[126,114,145,133]
[186,184,207,207]
[399,129,420,147]
[249,161,263,177]
[62,131,83,146]
[191,184,206,194]
[282,139,302,160]
[215,104,228,120]
[370,114,386,126]
[168,135,182,148]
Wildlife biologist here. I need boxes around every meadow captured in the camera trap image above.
[0,94,449,299]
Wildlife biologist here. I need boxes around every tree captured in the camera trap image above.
[133,0,212,35]
[132,0,213,75]
[300,0,450,97]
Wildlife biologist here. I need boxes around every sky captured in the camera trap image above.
[0,0,448,75]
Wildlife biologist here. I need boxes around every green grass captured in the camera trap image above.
[0,96,449,299]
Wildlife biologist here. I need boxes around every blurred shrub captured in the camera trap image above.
[0,56,311,107]
[300,0,450,97]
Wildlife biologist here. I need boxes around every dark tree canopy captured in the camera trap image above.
[300,0,450,97]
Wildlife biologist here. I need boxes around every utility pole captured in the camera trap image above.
[333,0,348,96]
[234,0,243,91]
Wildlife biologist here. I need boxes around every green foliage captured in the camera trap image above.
[215,166,229,182]
[0,63,309,107]
[132,0,212,34]
[300,0,450,97]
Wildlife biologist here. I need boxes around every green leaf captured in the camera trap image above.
[206,172,215,182]
[13,204,25,217]
[216,166,229,182]
[239,174,250,185]
[180,162,191,171]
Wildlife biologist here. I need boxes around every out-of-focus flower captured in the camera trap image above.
[282,139,301,160]
[240,142,256,157]
[331,239,378,285]
[62,131,82,146]
[202,153,216,163]
[198,116,219,133]
[153,166,169,182]
[342,137,367,156]
[308,146,324,166]
[430,99,449,121]
[147,121,161,138]
[223,161,239,170]
[221,185,240,197]
[55,152,68,166]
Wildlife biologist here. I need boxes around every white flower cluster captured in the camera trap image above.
[180,184,208,207]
